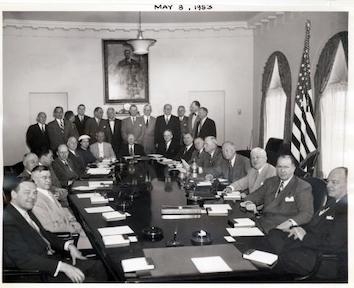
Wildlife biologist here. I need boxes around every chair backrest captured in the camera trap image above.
[264,138,290,166]
[302,176,328,213]
[297,149,320,177]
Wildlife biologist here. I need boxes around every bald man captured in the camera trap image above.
[26,112,50,155]
[18,153,39,180]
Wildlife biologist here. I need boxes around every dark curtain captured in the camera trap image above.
[259,51,292,148]
[314,31,348,177]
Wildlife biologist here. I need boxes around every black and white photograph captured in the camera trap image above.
[1,0,353,286]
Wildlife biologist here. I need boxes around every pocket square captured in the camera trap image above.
[285,196,295,202]
[139,124,142,127]
[326,215,334,220]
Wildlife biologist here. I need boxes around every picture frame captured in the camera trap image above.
[103,39,149,103]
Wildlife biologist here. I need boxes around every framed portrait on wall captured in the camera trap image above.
[103,40,149,103]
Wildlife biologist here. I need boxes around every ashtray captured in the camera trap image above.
[191,230,212,246]
[142,226,163,242]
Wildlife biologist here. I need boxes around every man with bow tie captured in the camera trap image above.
[187,100,201,137]
[267,167,348,279]
[26,112,50,155]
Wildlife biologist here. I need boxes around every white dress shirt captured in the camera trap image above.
[109,120,115,132]
[166,140,171,151]
[98,142,104,158]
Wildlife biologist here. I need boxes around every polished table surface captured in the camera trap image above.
[69,159,280,282]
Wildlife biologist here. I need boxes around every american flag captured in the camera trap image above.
[291,20,318,164]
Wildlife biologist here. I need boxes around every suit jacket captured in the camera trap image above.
[68,150,86,174]
[203,147,224,170]
[175,145,195,162]
[89,142,116,159]
[121,116,145,145]
[141,116,156,154]
[156,140,180,159]
[189,149,210,167]
[77,147,97,166]
[187,113,200,137]
[104,119,122,156]
[84,117,107,144]
[52,158,79,188]
[26,123,50,155]
[3,204,66,274]
[154,115,181,146]
[18,169,31,180]
[210,153,251,182]
[47,119,74,152]
[230,163,276,193]
[74,115,89,136]
[118,143,145,157]
[32,189,80,233]
[179,116,189,136]
[246,175,314,233]
[196,117,217,139]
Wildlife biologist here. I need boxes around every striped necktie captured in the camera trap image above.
[274,180,284,198]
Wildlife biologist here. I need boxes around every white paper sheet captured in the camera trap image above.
[102,211,126,221]
[98,225,134,236]
[88,181,113,188]
[232,218,255,227]
[87,168,111,175]
[191,256,232,273]
[121,257,154,273]
[72,186,96,191]
[84,206,114,213]
[76,193,101,198]
[90,196,109,204]
[224,192,241,201]
[197,181,212,186]
[243,250,278,265]
[102,235,130,247]
[226,227,264,237]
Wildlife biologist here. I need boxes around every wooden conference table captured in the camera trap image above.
[69,157,283,283]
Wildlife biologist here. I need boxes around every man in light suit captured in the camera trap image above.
[89,130,116,161]
[141,104,156,154]
[47,106,74,153]
[156,129,180,159]
[104,107,122,157]
[84,107,107,144]
[118,134,145,157]
[224,147,276,194]
[195,107,216,139]
[26,112,50,155]
[189,137,210,167]
[18,153,39,180]
[267,167,347,279]
[121,104,145,145]
[74,104,89,136]
[31,166,92,249]
[177,105,189,143]
[188,100,200,137]
[241,154,314,233]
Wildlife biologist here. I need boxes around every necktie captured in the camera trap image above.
[59,120,64,130]
[129,145,134,156]
[80,116,83,122]
[228,161,233,183]
[40,124,45,133]
[165,116,169,125]
[274,180,284,198]
[146,117,149,127]
[183,147,188,154]
[64,160,73,172]
[132,117,136,125]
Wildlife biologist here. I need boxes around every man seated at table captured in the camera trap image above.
[240,154,314,233]
[156,129,180,159]
[3,179,107,282]
[175,133,195,162]
[206,141,250,183]
[18,153,39,180]
[267,167,348,279]
[31,166,92,249]
[188,137,210,167]
[118,133,145,157]
[89,130,116,161]
[67,137,85,175]
[76,135,97,166]
[223,147,276,195]
[201,136,223,170]
[52,144,80,188]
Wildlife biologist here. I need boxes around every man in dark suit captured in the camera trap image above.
[3,180,107,282]
[121,104,145,145]
[189,137,210,167]
[84,107,107,144]
[267,167,347,278]
[188,100,201,138]
[156,129,180,159]
[175,132,195,162]
[47,106,74,153]
[52,144,80,188]
[195,107,216,139]
[154,104,181,148]
[202,136,224,170]
[241,154,314,233]
[26,112,50,155]
[207,141,251,183]
[118,133,145,157]
[18,153,39,180]
[177,105,189,143]
[73,104,89,136]
[141,104,156,154]
[66,137,86,175]
[105,107,122,157]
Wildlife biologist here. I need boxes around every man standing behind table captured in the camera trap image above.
[154,104,181,149]
[141,104,156,154]
[224,147,276,195]
[89,130,116,161]
[177,105,189,143]
[74,104,89,136]
[121,104,145,145]
[105,107,122,157]
[84,107,107,144]
[240,154,314,233]
[118,134,145,157]
[26,112,50,155]
[175,133,195,162]
[76,135,97,166]
[47,106,74,153]
[156,130,180,159]
[188,100,201,138]
[195,107,216,139]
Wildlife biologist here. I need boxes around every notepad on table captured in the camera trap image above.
[88,181,113,188]
[102,211,126,221]
[76,192,101,198]
[203,204,232,216]
[197,181,212,186]
[223,191,241,201]
[87,168,111,175]
[102,234,130,248]
[243,250,278,266]
[231,218,255,227]
[90,196,109,204]
[98,225,134,236]
[84,206,114,213]
[226,227,264,237]
[72,186,96,191]
[121,257,154,273]
[191,256,232,273]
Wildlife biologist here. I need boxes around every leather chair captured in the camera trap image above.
[295,150,320,178]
